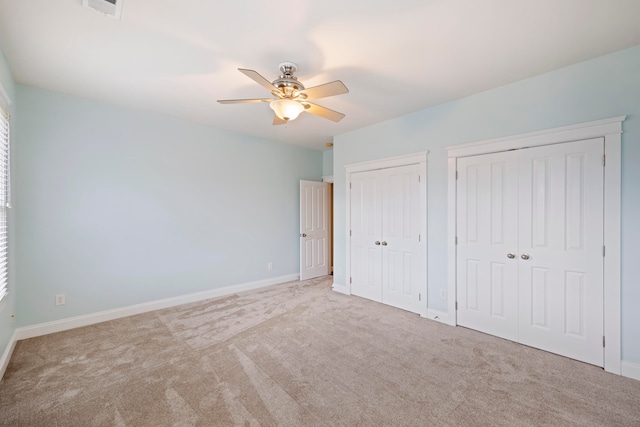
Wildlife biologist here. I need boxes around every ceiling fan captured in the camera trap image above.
[217,62,349,125]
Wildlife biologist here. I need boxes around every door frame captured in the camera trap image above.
[343,151,429,315]
[447,116,625,375]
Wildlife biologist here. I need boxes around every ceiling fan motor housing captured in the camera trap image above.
[272,62,304,97]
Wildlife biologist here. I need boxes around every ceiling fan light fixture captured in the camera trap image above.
[270,99,304,121]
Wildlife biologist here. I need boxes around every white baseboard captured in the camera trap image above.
[15,274,299,341]
[332,282,350,295]
[621,360,640,381]
[0,329,18,382]
[423,308,455,326]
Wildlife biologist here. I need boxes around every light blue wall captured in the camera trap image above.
[333,45,640,364]
[14,85,322,326]
[0,49,17,361]
[322,149,333,176]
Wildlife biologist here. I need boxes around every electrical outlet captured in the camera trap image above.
[267,262,273,271]
[440,289,447,300]
[55,294,66,306]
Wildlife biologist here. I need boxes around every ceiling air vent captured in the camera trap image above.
[82,0,123,19]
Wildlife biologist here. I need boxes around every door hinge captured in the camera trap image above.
[602,154,606,167]
[350,182,352,189]
[455,301,458,310]
[603,245,605,257]
[350,277,352,284]
[419,234,421,242]
[350,229,352,236]
[418,175,421,183]
[603,336,606,348]
[419,293,421,301]
[455,236,458,245]
[455,170,458,180]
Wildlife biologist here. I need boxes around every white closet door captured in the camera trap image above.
[300,180,330,280]
[456,151,520,341]
[381,164,425,313]
[456,138,604,366]
[350,170,383,302]
[517,138,604,366]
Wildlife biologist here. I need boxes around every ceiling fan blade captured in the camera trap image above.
[303,102,346,122]
[298,80,349,100]
[217,98,273,104]
[273,115,287,126]
[238,68,282,97]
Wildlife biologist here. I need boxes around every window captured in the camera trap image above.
[0,106,9,302]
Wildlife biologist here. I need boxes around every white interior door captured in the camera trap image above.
[300,180,330,280]
[517,138,604,366]
[350,170,383,302]
[456,138,604,366]
[350,165,426,314]
[381,164,426,314]
[456,151,520,341]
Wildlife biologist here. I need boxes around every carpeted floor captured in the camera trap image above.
[1,276,639,426]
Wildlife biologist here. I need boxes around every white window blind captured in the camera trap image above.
[0,107,9,302]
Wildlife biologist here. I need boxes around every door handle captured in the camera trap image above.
[375,241,381,245]
[381,241,388,246]
[521,253,530,260]
[507,253,516,259]
[301,233,307,237]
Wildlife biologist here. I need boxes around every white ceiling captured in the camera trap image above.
[1,1,640,151]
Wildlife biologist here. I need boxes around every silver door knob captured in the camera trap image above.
[381,241,388,246]
[507,253,516,259]
[301,233,307,237]
[375,241,381,245]
[521,253,530,260]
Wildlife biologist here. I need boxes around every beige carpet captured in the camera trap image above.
[1,276,639,426]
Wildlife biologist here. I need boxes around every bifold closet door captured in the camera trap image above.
[350,169,383,302]
[517,138,604,366]
[380,164,424,313]
[350,164,426,314]
[456,138,604,366]
[456,151,520,341]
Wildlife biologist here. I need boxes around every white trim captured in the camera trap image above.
[0,329,18,381]
[15,274,299,341]
[345,151,429,173]
[321,175,334,183]
[447,116,624,375]
[603,132,622,374]
[332,282,350,295]
[447,116,625,158]
[446,157,457,323]
[621,361,640,381]
[345,151,429,316]
[424,308,454,326]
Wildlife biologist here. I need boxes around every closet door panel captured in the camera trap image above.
[518,138,604,366]
[350,170,383,302]
[456,151,519,341]
[381,164,424,313]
